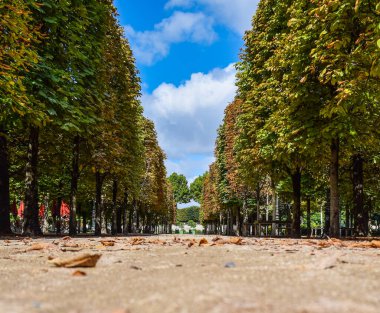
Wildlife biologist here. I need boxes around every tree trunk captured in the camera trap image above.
[136,203,140,233]
[256,184,261,223]
[122,192,128,234]
[329,138,340,237]
[69,135,80,235]
[82,211,87,233]
[111,179,118,235]
[128,202,133,233]
[324,188,330,235]
[0,127,12,234]
[353,154,367,235]
[23,126,42,236]
[242,196,249,236]
[271,184,278,236]
[95,171,104,236]
[306,197,311,238]
[55,196,62,235]
[291,168,301,238]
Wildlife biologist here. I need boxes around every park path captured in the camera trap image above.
[0,235,379,313]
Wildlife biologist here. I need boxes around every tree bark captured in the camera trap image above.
[128,201,134,233]
[69,135,80,235]
[256,184,261,222]
[236,205,242,236]
[291,168,301,238]
[352,154,367,235]
[329,138,340,237]
[95,171,105,236]
[324,188,330,235]
[271,184,278,236]
[0,127,12,234]
[242,196,249,236]
[82,210,87,233]
[23,126,42,236]
[306,197,311,238]
[111,179,118,235]
[122,192,128,234]
[55,195,62,235]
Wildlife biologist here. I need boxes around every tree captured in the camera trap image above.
[0,0,41,234]
[168,173,191,204]
[190,173,207,203]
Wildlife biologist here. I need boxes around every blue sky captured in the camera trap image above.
[114,0,258,202]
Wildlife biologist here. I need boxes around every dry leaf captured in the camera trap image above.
[62,242,79,248]
[188,242,194,248]
[26,243,49,251]
[230,237,243,245]
[131,237,145,245]
[371,240,380,248]
[60,247,83,252]
[100,240,115,247]
[72,270,87,277]
[317,241,332,248]
[199,238,208,246]
[62,236,72,241]
[49,253,102,268]
[173,237,181,243]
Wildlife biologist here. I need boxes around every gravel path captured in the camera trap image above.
[0,235,379,313]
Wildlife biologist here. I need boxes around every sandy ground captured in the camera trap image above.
[0,235,379,313]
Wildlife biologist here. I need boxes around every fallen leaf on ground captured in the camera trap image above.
[48,253,102,268]
[173,237,181,243]
[188,242,194,248]
[230,237,243,245]
[317,241,332,248]
[130,265,142,270]
[199,238,208,246]
[72,270,87,277]
[131,237,145,245]
[62,242,79,248]
[371,240,380,248]
[61,236,72,241]
[60,247,83,252]
[100,240,115,247]
[26,243,50,251]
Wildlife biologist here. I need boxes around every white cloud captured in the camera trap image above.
[165,0,259,35]
[165,0,193,9]
[125,11,217,65]
[142,64,236,181]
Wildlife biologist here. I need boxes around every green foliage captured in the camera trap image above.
[176,206,200,223]
[201,0,380,236]
[0,1,172,234]
[168,173,191,204]
[190,173,207,203]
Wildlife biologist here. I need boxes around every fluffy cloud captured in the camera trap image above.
[142,64,236,179]
[164,0,193,9]
[125,11,217,65]
[165,0,259,34]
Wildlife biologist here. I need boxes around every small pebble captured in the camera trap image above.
[224,262,236,268]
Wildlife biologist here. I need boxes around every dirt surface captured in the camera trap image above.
[0,235,379,313]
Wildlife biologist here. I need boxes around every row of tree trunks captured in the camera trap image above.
[0,126,11,234]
